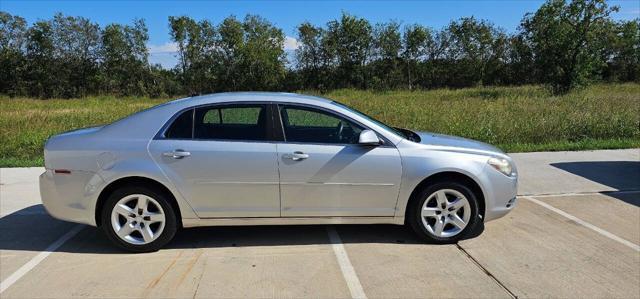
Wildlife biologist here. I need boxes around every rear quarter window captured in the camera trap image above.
[164,109,193,139]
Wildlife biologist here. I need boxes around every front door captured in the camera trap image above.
[148,103,280,218]
[276,104,402,217]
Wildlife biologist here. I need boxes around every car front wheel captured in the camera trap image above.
[409,182,480,243]
[101,186,177,252]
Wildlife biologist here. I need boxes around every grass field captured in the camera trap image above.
[1,84,639,167]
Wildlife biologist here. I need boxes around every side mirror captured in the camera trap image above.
[358,129,381,146]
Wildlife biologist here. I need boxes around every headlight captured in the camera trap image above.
[488,157,514,177]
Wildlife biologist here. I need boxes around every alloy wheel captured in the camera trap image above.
[110,194,166,245]
[420,189,471,238]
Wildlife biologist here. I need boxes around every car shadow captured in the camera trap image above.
[599,191,640,208]
[550,161,640,191]
[0,204,484,254]
[550,161,640,208]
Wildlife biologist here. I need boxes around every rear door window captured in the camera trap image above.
[194,104,268,141]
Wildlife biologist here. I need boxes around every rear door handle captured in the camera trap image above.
[163,149,191,159]
[284,151,309,161]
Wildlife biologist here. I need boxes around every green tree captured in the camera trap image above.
[503,35,536,85]
[371,21,402,89]
[50,13,100,97]
[520,0,619,92]
[238,15,286,90]
[445,17,504,87]
[603,19,640,82]
[324,13,373,88]
[0,12,27,96]
[215,16,244,91]
[295,22,324,89]
[23,20,56,98]
[101,19,151,96]
[401,24,430,89]
[169,16,216,94]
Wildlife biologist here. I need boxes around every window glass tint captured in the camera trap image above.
[202,109,220,124]
[165,109,193,139]
[286,109,341,127]
[221,107,261,124]
[194,105,267,141]
[281,106,363,144]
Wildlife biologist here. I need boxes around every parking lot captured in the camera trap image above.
[1,149,638,298]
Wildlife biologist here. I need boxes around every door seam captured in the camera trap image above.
[275,143,283,217]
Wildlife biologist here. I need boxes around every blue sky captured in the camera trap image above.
[3,0,638,68]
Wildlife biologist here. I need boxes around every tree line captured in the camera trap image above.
[1,0,638,98]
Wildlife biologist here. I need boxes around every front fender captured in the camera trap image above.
[395,147,489,219]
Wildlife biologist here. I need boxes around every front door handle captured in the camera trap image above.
[163,149,191,159]
[284,151,309,161]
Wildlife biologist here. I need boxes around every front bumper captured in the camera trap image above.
[39,169,104,226]
[480,165,518,222]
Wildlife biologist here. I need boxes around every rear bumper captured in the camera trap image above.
[39,169,103,226]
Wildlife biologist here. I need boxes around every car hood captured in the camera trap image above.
[414,131,505,155]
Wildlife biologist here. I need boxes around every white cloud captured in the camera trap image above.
[148,42,179,69]
[148,42,178,54]
[284,36,300,51]
[149,53,179,69]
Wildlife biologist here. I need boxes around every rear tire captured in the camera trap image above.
[101,185,177,253]
[408,181,480,243]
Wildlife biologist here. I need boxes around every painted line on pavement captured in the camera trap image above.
[522,190,640,198]
[523,196,640,252]
[0,225,84,294]
[326,226,367,299]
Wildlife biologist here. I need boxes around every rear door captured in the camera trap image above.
[148,103,281,218]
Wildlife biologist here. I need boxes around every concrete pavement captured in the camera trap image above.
[510,148,639,195]
[0,149,638,298]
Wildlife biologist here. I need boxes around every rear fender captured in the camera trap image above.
[96,157,198,220]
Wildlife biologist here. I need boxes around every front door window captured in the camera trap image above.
[280,105,363,144]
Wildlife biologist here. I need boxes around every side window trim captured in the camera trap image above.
[274,103,393,147]
[190,108,196,139]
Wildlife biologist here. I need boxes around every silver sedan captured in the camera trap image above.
[40,92,518,252]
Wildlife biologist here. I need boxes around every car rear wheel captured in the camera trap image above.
[408,182,480,243]
[101,186,177,252]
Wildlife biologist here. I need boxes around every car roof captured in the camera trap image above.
[168,92,333,107]
[102,91,404,145]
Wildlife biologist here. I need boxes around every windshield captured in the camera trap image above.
[331,101,407,139]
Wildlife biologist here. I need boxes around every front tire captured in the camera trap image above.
[408,182,480,243]
[101,185,177,253]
